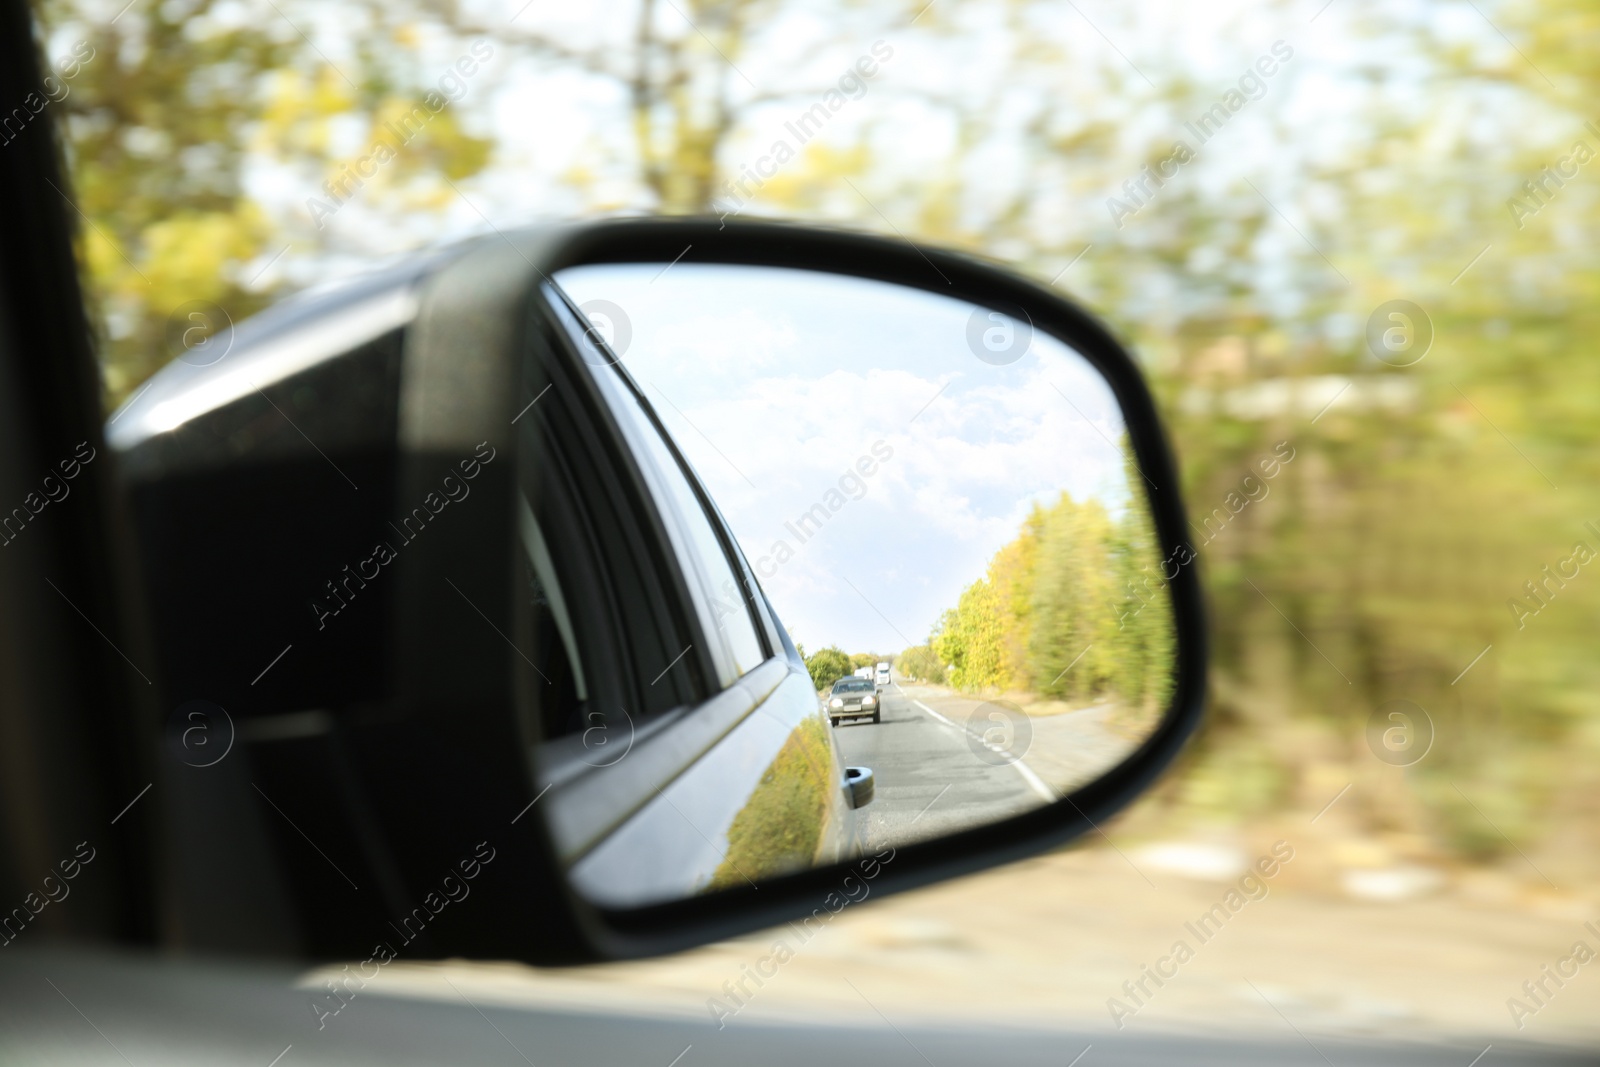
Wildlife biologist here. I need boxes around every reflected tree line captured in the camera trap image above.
[899,485,1173,727]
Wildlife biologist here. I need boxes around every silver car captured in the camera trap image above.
[827,676,881,725]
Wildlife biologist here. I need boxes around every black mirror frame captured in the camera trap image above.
[398,216,1207,962]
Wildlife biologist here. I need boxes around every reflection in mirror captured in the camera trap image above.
[538,263,1174,908]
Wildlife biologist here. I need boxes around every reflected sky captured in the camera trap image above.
[557,263,1138,654]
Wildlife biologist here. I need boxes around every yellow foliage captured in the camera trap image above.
[708,715,834,891]
[759,142,871,214]
[138,208,267,313]
[258,67,356,158]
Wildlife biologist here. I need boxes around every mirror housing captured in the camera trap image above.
[110,218,1206,964]
[846,767,875,809]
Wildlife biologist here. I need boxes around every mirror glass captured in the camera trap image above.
[540,262,1175,907]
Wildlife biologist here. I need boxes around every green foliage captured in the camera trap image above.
[38,0,495,404]
[932,490,1174,713]
[934,577,1007,691]
[805,645,851,691]
[1025,494,1118,701]
[896,644,946,684]
[41,0,289,398]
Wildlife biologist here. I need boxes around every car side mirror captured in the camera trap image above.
[109,218,1204,964]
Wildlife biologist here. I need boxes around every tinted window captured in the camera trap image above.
[550,289,768,688]
[614,396,767,684]
[516,493,585,738]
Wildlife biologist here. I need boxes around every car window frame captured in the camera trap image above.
[592,376,766,683]
[541,283,777,681]
[528,285,806,863]
[514,288,715,765]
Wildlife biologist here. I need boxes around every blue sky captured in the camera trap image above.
[557,263,1135,654]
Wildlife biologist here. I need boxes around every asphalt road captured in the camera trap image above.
[831,681,1057,850]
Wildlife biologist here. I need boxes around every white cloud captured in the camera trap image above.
[558,262,1139,651]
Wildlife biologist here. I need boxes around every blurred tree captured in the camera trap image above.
[804,644,850,690]
[39,0,290,398]
[432,0,785,214]
[38,0,495,403]
[1096,3,1600,873]
[1025,493,1118,702]
[895,643,945,684]
[933,576,1006,692]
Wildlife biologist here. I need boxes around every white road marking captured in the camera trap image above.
[912,698,960,730]
[911,698,1054,803]
[1009,757,1056,804]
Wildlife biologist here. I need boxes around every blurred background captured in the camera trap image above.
[36,0,1600,1047]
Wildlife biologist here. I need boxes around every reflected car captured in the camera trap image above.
[828,676,881,726]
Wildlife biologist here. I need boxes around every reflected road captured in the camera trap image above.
[831,682,1145,850]
[830,682,1045,850]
